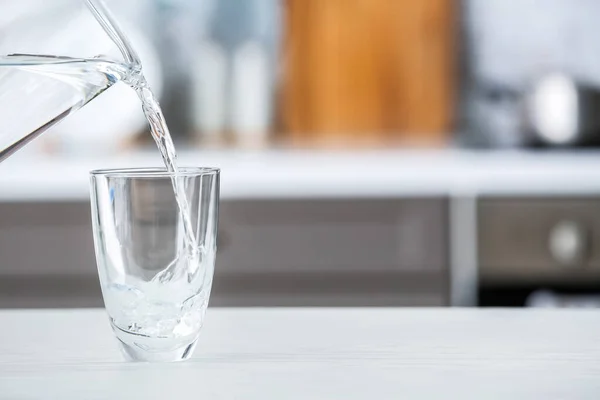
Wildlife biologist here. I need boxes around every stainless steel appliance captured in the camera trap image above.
[478,197,600,306]
[462,0,600,148]
[525,74,600,146]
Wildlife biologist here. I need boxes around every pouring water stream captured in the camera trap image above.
[84,0,200,282]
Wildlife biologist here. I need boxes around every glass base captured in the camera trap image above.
[117,339,198,362]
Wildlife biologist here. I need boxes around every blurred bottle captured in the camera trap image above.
[191,40,227,145]
[150,0,197,141]
[232,41,271,146]
[190,0,281,147]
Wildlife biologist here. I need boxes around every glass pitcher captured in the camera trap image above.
[0,0,142,162]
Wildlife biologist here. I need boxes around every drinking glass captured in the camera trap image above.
[90,167,219,362]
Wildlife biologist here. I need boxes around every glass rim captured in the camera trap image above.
[90,167,220,178]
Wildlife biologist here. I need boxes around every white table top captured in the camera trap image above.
[3,148,600,201]
[0,308,599,399]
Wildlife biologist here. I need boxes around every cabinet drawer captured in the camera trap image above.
[0,203,96,276]
[211,271,447,307]
[0,199,449,307]
[479,198,600,283]
[218,199,448,274]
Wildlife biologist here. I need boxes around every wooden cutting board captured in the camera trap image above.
[281,0,455,146]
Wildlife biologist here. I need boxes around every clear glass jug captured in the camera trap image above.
[0,0,141,162]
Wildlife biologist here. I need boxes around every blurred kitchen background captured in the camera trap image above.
[2,0,600,308]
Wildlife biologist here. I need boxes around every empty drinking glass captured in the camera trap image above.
[90,167,219,362]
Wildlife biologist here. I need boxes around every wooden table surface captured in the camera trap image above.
[0,308,599,399]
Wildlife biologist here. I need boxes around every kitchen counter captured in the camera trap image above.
[0,308,599,398]
[2,148,600,201]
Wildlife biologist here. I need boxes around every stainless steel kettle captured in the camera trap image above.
[524,73,600,146]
